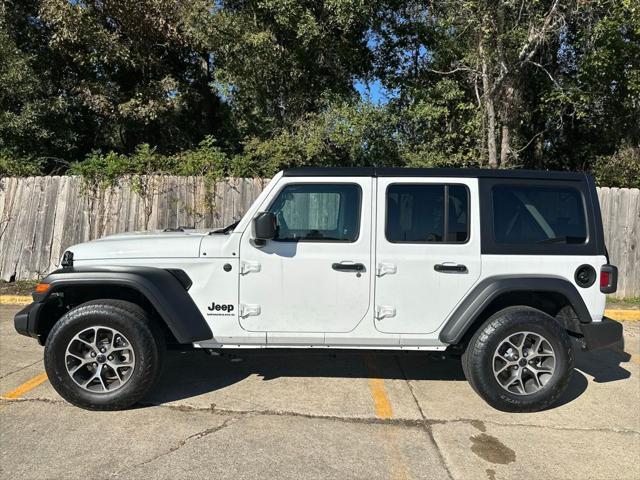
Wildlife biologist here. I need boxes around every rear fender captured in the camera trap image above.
[439,275,591,345]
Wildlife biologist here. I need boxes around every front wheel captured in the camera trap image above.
[44,299,165,410]
[462,306,574,412]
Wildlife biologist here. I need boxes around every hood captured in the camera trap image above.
[67,230,209,261]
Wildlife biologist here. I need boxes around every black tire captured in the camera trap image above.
[461,306,574,412]
[44,299,166,410]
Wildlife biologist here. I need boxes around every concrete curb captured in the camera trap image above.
[1,295,638,320]
[0,295,31,305]
[605,309,640,321]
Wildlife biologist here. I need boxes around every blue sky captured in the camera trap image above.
[354,79,394,105]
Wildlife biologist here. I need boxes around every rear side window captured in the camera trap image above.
[268,184,361,242]
[386,184,469,243]
[492,185,587,245]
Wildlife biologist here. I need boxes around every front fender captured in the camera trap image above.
[32,266,212,344]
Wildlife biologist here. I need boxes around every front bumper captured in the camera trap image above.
[14,301,45,344]
[577,317,623,351]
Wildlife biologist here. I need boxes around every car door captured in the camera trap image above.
[374,177,481,335]
[238,178,372,337]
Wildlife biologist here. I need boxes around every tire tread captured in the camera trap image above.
[462,306,574,412]
[44,299,165,411]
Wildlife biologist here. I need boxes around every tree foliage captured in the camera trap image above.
[0,0,638,186]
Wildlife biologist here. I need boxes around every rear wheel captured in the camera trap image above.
[44,299,165,410]
[462,306,574,412]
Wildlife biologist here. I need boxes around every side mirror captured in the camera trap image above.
[253,212,276,242]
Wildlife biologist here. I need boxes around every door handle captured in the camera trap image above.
[332,262,365,272]
[434,263,468,273]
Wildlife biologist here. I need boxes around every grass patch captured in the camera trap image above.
[606,296,640,310]
[0,280,38,296]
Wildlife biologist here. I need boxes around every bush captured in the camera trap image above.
[67,138,253,203]
[175,137,231,178]
[592,146,640,189]
[0,151,43,177]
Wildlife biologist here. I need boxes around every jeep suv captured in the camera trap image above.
[14,168,623,412]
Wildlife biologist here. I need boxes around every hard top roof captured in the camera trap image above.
[282,167,588,181]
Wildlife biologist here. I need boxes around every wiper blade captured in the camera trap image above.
[210,221,239,235]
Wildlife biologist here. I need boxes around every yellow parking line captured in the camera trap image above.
[605,309,640,321]
[0,295,32,305]
[1,373,48,399]
[365,356,393,419]
[368,378,393,420]
[365,357,408,480]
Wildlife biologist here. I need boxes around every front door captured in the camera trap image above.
[238,178,372,334]
[374,178,481,334]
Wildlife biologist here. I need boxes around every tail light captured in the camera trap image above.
[600,265,618,294]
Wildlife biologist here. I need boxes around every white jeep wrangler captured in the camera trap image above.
[15,167,622,412]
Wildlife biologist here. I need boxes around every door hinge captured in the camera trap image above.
[376,262,397,277]
[375,305,396,320]
[240,261,261,275]
[239,304,261,318]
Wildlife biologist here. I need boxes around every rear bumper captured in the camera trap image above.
[577,317,623,351]
[14,302,45,344]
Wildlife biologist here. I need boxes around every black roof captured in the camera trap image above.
[282,167,588,181]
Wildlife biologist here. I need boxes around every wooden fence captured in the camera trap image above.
[0,176,638,297]
[597,187,639,298]
[0,176,267,281]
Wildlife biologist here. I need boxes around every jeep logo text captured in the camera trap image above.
[207,302,234,313]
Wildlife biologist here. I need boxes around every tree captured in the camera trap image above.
[1,0,638,187]
[208,1,376,139]
[375,0,580,168]
[0,0,77,168]
[539,0,640,171]
[37,0,228,155]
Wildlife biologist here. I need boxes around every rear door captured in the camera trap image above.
[374,177,481,334]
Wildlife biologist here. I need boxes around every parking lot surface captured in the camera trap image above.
[1,304,639,480]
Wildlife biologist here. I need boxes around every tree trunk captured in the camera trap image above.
[199,53,216,135]
[534,134,544,168]
[479,36,498,167]
[500,124,510,166]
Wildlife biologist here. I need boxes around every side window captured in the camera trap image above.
[267,184,361,242]
[492,185,587,244]
[386,184,469,243]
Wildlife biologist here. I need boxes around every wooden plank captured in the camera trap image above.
[0,178,6,237]
[625,189,639,297]
[34,176,60,275]
[16,177,40,279]
[0,177,19,279]
[49,176,70,271]
[614,190,627,297]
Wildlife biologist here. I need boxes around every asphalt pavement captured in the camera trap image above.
[1,304,638,480]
